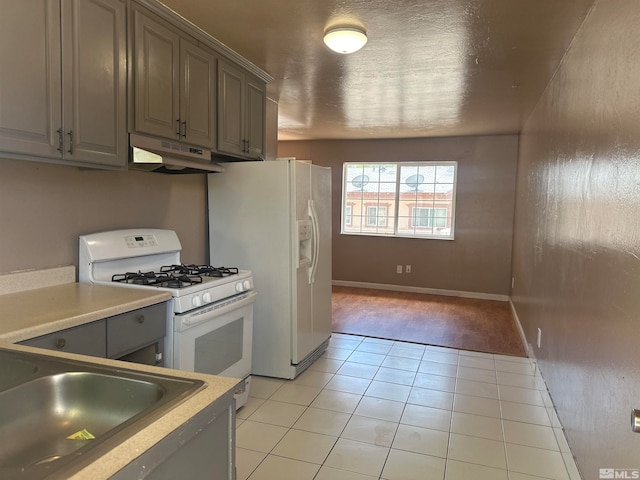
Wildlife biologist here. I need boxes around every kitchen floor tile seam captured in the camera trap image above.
[291,373,337,390]
[503,445,572,480]
[285,410,564,468]
[496,405,566,471]
[239,406,573,477]
[243,452,325,480]
[331,334,532,364]
[239,420,338,464]
[442,457,510,480]
[333,344,534,368]
[243,343,575,479]
[251,378,548,416]
[450,393,558,428]
[240,403,562,454]
[500,428,562,453]
[316,367,541,407]
[274,429,391,478]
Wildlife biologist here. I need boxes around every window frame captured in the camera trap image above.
[340,161,457,240]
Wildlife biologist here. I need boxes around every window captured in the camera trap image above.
[412,207,447,228]
[344,205,352,226]
[366,206,387,226]
[341,162,457,239]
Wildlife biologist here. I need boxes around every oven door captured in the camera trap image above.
[171,291,256,379]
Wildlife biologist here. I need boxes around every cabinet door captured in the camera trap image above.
[134,10,180,140]
[245,77,265,159]
[61,0,127,167]
[106,303,166,358]
[21,320,107,357]
[217,60,244,156]
[0,0,61,159]
[180,40,216,148]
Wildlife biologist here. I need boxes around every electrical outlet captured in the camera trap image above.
[537,328,542,348]
[396,265,403,274]
[511,277,515,289]
[405,265,412,273]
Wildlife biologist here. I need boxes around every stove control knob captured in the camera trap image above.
[243,280,251,290]
[192,295,202,307]
[235,282,244,293]
[202,292,212,303]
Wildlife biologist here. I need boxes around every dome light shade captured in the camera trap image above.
[323,27,367,54]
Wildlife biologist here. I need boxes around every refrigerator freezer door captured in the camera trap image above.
[208,159,332,379]
[292,161,314,363]
[310,165,333,351]
[208,161,295,378]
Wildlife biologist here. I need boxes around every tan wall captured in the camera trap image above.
[278,135,518,296]
[512,0,640,476]
[0,157,208,274]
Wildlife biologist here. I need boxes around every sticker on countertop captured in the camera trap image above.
[66,429,95,440]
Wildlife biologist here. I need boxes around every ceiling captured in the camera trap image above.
[159,0,595,141]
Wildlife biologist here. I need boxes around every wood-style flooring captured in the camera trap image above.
[332,286,527,357]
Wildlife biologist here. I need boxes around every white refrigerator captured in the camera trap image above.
[207,159,332,379]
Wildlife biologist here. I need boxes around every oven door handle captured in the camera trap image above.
[179,291,257,328]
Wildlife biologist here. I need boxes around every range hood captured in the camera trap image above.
[129,133,224,174]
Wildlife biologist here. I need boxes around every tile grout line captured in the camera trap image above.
[241,335,577,480]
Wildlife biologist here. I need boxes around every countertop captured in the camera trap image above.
[0,282,172,343]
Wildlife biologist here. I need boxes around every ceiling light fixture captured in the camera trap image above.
[323,27,367,54]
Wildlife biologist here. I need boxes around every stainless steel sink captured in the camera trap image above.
[0,355,39,390]
[0,347,204,479]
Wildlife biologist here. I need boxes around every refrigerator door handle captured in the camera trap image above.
[308,199,320,284]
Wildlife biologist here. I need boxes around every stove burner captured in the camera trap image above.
[112,271,203,288]
[161,264,239,278]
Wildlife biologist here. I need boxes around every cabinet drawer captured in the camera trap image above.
[107,302,167,358]
[21,320,107,357]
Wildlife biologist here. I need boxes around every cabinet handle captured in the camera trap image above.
[176,119,181,136]
[242,139,248,153]
[67,130,73,154]
[181,121,186,138]
[55,337,66,349]
[56,128,64,153]
[137,314,145,324]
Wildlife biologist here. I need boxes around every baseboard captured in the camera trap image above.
[509,298,535,360]
[332,280,510,302]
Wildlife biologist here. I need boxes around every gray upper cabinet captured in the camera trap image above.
[133,8,216,149]
[0,0,127,168]
[181,41,217,148]
[218,59,266,160]
[246,77,266,159]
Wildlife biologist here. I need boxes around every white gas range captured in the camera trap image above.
[78,229,255,408]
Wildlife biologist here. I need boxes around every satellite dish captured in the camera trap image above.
[406,174,424,191]
[352,174,369,190]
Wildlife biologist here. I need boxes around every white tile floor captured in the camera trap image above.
[235,334,582,480]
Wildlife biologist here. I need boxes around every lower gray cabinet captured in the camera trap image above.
[21,320,107,357]
[20,302,168,363]
[112,397,235,480]
[107,302,166,359]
